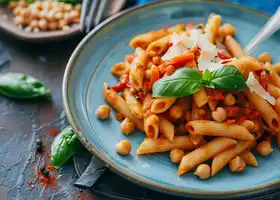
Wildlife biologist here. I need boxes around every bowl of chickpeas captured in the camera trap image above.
[0,0,125,41]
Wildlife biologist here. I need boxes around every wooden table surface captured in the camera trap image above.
[0,31,108,200]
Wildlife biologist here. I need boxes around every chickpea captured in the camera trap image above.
[74,3,81,11]
[229,156,246,173]
[218,23,236,37]
[19,8,31,18]
[63,12,71,23]
[24,26,32,32]
[42,1,52,11]
[120,118,135,135]
[72,16,80,24]
[54,12,64,20]
[46,11,55,21]
[39,10,48,19]
[211,107,227,122]
[33,28,40,33]
[14,16,25,26]
[169,149,184,164]
[198,108,206,117]
[256,141,273,156]
[169,105,184,121]
[64,3,73,12]
[95,105,111,120]
[17,1,27,8]
[48,21,58,30]
[31,1,43,11]
[258,52,272,63]
[13,7,21,16]
[194,164,211,179]
[62,25,70,31]
[115,140,132,155]
[29,20,39,29]
[240,120,254,131]
[152,56,161,65]
[223,93,236,106]
[9,1,18,9]
[38,19,48,30]
[31,9,40,19]
[58,19,67,29]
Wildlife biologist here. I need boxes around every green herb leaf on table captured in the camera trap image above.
[152,66,247,98]
[56,0,79,5]
[210,65,247,91]
[51,126,81,169]
[152,68,202,98]
[0,73,51,99]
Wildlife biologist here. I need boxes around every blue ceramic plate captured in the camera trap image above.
[63,0,280,198]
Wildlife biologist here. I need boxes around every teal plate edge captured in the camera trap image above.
[62,0,280,199]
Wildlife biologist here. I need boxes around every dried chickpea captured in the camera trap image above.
[32,1,43,10]
[14,16,25,26]
[211,107,227,122]
[229,156,246,173]
[223,93,236,106]
[13,7,21,16]
[95,105,111,120]
[256,141,273,156]
[48,21,58,30]
[169,149,184,164]
[218,23,236,37]
[46,11,55,21]
[120,118,135,135]
[115,140,132,155]
[258,52,272,63]
[42,1,52,11]
[38,19,48,30]
[17,1,28,8]
[62,25,70,31]
[29,20,39,29]
[169,105,184,121]
[64,3,73,12]
[194,164,211,179]
[72,17,80,24]
[115,112,124,121]
[240,120,254,131]
[9,1,18,9]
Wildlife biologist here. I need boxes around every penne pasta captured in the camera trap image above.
[103,83,144,131]
[211,140,256,176]
[186,120,255,140]
[110,62,130,77]
[204,14,222,44]
[240,151,258,167]
[224,35,245,58]
[267,84,280,99]
[151,97,176,113]
[123,88,143,119]
[146,34,172,56]
[129,48,148,91]
[178,137,237,175]
[159,116,175,141]
[137,136,195,155]
[273,63,280,74]
[130,24,184,49]
[245,90,280,132]
[193,87,209,108]
[225,56,263,77]
[144,114,159,140]
[264,62,280,88]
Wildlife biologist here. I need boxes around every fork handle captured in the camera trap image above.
[245,7,280,55]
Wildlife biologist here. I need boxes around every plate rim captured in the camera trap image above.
[62,0,280,198]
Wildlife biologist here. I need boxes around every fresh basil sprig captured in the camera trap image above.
[0,73,51,99]
[152,65,247,98]
[51,126,81,168]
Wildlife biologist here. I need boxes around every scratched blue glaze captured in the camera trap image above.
[63,0,280,198]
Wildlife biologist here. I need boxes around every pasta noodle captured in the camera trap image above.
[224,35,245,58]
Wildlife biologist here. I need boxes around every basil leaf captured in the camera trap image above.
[210,65,247,91]
[202,69,212,82]
[0,73,51,99]
[51,126,81,168]
[152,68,202,98]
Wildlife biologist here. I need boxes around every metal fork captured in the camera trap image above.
[80,0,108,34]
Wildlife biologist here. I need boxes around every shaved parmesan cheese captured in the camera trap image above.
[246,72,275,105]
[161,42,188,61]
[170,32,194,48]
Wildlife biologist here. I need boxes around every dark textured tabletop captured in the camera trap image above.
[0,31,108,200]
